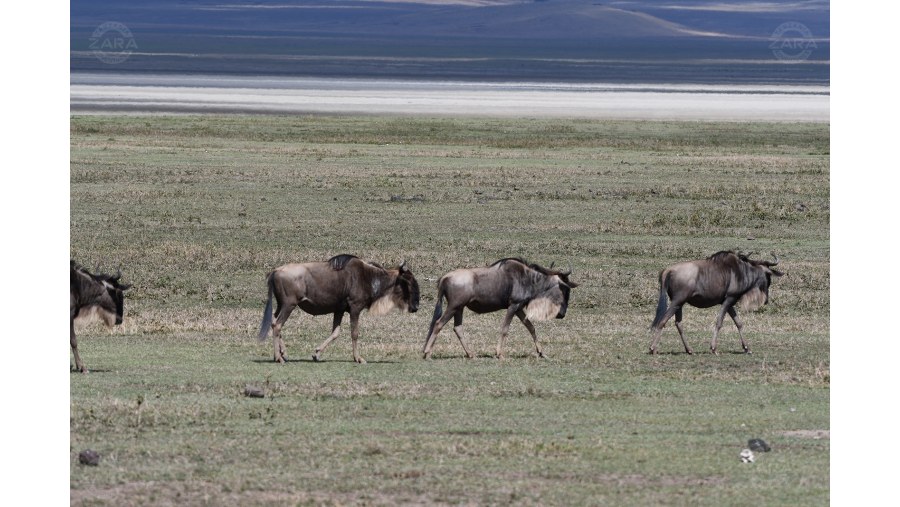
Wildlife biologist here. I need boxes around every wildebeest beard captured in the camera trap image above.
[737,287,767,312]
[525,297,562,321]
[74,304,118,327]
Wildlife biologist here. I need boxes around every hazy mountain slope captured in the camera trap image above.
[70,0,829,84]
[378,3,724,38]
[72,0,828,39]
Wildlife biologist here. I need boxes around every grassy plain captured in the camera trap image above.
[70,115,829,506]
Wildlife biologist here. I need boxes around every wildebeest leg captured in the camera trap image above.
[423,307,457,359]
[727,307,750,354]
[452,310,474,359]
[710,298,736,355]
[673,308,693,355]
[71,316,86,373]
[495,307,518,359]
[349,310,366,364]
[313,312,344,362]
[515,309,545,358]
[649,304,680,354]
[271,305,295,363]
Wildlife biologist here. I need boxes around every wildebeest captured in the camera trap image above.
[422,258,578,359]
[70,261,130,373]
[257,254,420,364]
[649,251,783,355]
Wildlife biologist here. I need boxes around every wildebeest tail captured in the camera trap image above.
[651,270,670,329]
[426,279,446,341]
[257,272,275,341]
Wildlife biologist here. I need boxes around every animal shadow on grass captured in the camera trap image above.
[71,367,113,373]
[650,349,748,356]
[250,357,398,364]
[425,352,545,360]
[650,350,695,356]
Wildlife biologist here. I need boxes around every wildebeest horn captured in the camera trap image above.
[767,253,779,266]
[561,263,572,277]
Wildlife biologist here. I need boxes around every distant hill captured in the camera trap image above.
[72,0,829,40]
[365,3,722,38]
[70,0,830,85]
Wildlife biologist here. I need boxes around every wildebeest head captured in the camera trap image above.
[526,263,579,320]
[737,253,784,310]
[71,261,131,326]
[369,260,420,315]
[394,261,420,313]
[94,269,131,325]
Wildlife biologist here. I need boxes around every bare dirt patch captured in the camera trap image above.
[778,430,830,439]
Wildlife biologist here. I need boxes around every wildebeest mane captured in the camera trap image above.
[489,257,576,286]
[490,257,528,267]
[706,250,738,263]
[707,250,768,266]
[71,259,127,287]
[527,262,557,276]
[705,250,757,286]
[328,254,358,271]
[71,260,100,280]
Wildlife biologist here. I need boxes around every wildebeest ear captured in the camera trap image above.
[119,283,133,290]
[565,281,579,289]
[769,269,784,277]
[399,260,408,272]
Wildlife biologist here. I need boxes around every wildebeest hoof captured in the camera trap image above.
[686,349,694,355]
[355,357,367,365]
[312,353,321,362]
[465,354,474,359]
[648,349,657,355]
